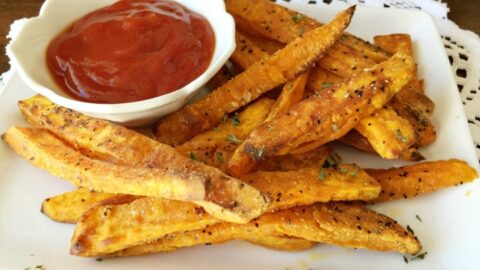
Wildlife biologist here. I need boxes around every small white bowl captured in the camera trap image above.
[6,0,235,126]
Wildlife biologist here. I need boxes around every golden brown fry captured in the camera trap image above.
[246,165,381,212]
[3,126,269,224]
[231,32,269,70]
[152,7,355,145]
[71,198,219,256]
[355,107,417,159]
[41,189,137,224]
[227,53,415,177]
[266,71,309,122]
[367,159,478,203]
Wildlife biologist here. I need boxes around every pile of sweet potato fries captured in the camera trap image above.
[2,0,477,259]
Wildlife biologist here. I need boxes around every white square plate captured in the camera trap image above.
[1,2,479,270]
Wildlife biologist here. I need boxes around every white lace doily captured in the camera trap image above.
[1,0,479,161]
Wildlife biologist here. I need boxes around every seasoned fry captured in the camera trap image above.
[367,159,478,202]
[152,7,355,145]
[227,53,415,177]
[355,107,417,159]
[3,126,269,224]
[41,188,137,224]
[71,197,219,256]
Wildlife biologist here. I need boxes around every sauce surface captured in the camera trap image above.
[47,0,215,104]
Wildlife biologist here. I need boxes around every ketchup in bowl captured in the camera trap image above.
[47,0,215,104]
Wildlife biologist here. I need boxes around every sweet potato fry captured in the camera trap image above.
[41,188,137,223]
[71,197,219,256]
[152,6,355,145]
[227,53,415,177]
[355,107,417,159]
[367,159,478,203]
[3,126,269,224]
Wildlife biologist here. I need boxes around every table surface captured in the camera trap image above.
[0,0,479,74]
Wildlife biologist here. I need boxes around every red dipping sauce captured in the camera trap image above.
[47,0,215,104]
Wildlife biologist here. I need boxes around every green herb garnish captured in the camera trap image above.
[403,256,409,264]
[189,152,197,161]
[406,225,414,234]
[231,112,241,126]
[322,82,333,88]
[337,166,348,174]
[351,166,359,177]
[319,168,326,180]
[395,129,408,142]
[96,257,104,262]
[226,134,242,144]
[292,14,305,23]
[331,124,338,131]
[216,152,224,163]
[297,26,305,37]
[416,214,422,222]
[222,115,228,122]
[411,252,428,261]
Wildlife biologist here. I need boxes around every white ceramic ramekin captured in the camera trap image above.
[7,0,235,126]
